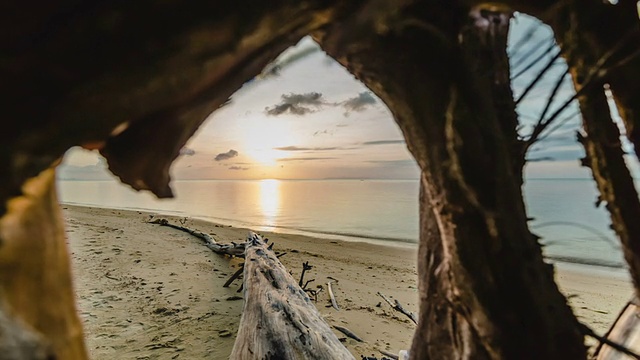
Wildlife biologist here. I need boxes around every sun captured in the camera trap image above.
[241,116,295,166]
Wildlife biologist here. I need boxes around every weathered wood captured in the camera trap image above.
[551,1,640,301]
[231,232,354,359]
[327,281,340,311]
[377,292,417,325]
[334,325,364,342]
[224,266,245,288]
[0,168,87,359]
[150,218,246,257]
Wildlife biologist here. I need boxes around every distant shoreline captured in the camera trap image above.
[61,201,628,271]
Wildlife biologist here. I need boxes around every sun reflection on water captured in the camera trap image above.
[259,179,281,228]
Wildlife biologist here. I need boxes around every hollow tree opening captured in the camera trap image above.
[1,1,640,359]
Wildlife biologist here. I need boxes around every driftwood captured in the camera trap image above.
[334,325,363,342]
[328,281,340,311]
[150,218,245,257]
[224,266,244,288]
[377,292,417,325]
[230,232,354,359]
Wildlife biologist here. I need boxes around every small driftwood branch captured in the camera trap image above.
[230,232,353,359]
[149,218,245,257]
[333,325,363,342]
[379,349,400,360]
[223,266,244,288]
[299,261,313,288]
[327,281,340,310]
[377,292,417,325]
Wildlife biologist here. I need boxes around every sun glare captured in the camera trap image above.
[242,117,295,166]
[259,179,281,228]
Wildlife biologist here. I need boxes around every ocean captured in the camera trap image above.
[58,178,626,269]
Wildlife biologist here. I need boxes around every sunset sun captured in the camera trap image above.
[242,116,295,166]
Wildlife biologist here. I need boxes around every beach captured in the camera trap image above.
[63,204,634,359]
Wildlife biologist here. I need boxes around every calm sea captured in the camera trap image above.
[58,178,627,269]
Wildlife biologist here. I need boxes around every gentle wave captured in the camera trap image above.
[546,255,626,269]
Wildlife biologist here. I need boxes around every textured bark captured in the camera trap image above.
[230,233,353,360]
[0,168,87,359]
[315,3,584,359]
[551,2,640,298]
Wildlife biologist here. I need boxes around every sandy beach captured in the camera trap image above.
[62,204,634,359]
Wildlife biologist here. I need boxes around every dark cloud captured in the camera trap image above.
[265,91,378,117]
[341,92,377,114]
[214,149,238,161]
[277,157,336,162]
[179,147,196,156]
[274,146,339,151]
[362,140,405,146]
[229,166,249,170]
[265,92,325,116]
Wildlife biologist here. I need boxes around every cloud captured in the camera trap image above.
[229,166,249,170]
[265,92,325,116]
[215,149,238,161]
[179,147,196,156]
[274,146,339,151]
[341,92,377,114]
[362,140,405,146]
[314,129,334,136]
[265,91,378,117]
[277,157,336,162]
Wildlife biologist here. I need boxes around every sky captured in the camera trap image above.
[58,14,640,181]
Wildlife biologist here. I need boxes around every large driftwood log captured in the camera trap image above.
[231,233,354,360]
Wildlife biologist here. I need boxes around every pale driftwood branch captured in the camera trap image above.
[149,218,245,257]
[334,325,364,342]
[230,232,354,359]
[379,349,400,360]
[377,292,417,325]
[328,281,340,310]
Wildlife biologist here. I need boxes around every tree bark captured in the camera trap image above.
[0,168,87,359]
[315,3,585,359]
[550,2,640,298]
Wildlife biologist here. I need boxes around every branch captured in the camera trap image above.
[511,41,557,80]
[525,29,637,147]
[507,21,542,58]
[377,292,417,325]
[514,50,563,105]
[510,38,555,71]
[149,218,245,257]
[580,323,640,360]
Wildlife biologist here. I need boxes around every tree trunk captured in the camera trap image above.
[315,3,585,359]
[551,2,640,298]
[0,168,87,359]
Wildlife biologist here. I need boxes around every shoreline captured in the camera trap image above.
[62,204,633,359]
